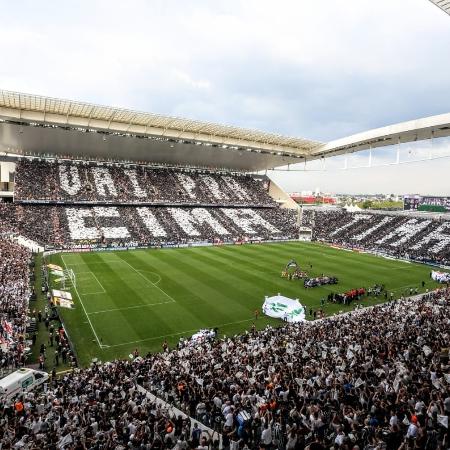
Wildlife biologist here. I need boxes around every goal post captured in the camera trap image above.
[298,226,312,241]
[61,268,76,290]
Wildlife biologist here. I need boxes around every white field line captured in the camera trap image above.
[105,318,257,348]
[71,267,106,295]
[64,261,162,285]
[63,261,124,267]
[116,256,176,304]
[391,284,420,291]
[61,254,104,349]
[75,271,101,275]
[80,290,106,296]
[137,270,161,285]
[87,300,173,315]
[89,271,106,294]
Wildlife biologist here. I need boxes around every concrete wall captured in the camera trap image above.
[267,176,299,210]
[0,161,15,182]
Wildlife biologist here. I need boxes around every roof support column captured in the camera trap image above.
[396,137,401,164]
[429,130,434,160]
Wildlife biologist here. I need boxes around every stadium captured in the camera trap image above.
[0,2,450,449]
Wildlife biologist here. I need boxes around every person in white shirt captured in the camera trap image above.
[261,423,272,446]
[224,408,234,428]
[406,418,418,439]
[334,428,345,447]
[389,411,398,428]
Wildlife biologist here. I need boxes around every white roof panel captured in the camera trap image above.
[0,90,321,156]
[429,0,450,14]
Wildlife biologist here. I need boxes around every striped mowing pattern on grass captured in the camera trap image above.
[49,242,439,366]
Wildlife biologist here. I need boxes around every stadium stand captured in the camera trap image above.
[0,240,32,371]
[14,160,276,207]
[1,157,450,450]
[305,210,450,266]
[0,291,448,448]
[0,159,300,248]
[0,204,299,247]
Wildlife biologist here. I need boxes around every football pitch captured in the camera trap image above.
[49,242,439,366]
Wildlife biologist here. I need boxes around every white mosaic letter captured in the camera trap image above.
[168,208,230,236]
[124,169,147,198]
[376,219,431,247]
[352,216,393,241]
[410,222,450,253]
[59,164,82,196]
[221,208,279,234]
[201,175,227,200]
[176,173,197,199]
[330,214,372,237]
[93,207,130,239]
[66,208,100,240]
[222,176,251,200]
[91,167,118,197]
[136,208,167,237]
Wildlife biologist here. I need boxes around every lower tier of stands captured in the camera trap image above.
[1,206,449,448]
[0,204,298,248]
[0,240,32,372]
[303,210,450,266]
[3,204,450,266]
[1,291,448,449]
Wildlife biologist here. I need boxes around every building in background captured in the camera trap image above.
[404,195,450,212]
[289,191,337,205]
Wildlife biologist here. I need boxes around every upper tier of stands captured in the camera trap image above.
[303,209,450,266]
[14,160,276,207]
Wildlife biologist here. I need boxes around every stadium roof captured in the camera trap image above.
[0,90,449,171]
[311,112,450,158]
[428,0,450,15]
[0,90,321,171]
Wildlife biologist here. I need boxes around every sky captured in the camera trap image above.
[0,0,449,194]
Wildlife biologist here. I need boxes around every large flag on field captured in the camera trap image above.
[262,295,306,322]
[51,270,64,277]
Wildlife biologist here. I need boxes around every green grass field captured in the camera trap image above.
[48,242,439,366]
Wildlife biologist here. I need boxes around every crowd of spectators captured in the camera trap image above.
[0,204,66,248]
[0,239,32,372]
[3,158,304,249]
[1,161,449,450]
[304,210,450,266]
[0,205,299,248]
[14,160,276,207]
[1,291,448,449]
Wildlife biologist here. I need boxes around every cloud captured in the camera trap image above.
[0,0,449,194]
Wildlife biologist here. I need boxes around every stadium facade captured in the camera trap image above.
[1,89,450,205]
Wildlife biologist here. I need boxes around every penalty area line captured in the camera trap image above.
[87,300,173,315]
[61,254,104,350]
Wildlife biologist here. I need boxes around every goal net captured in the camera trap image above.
[61,268,76,290]
[298,226,312,241]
